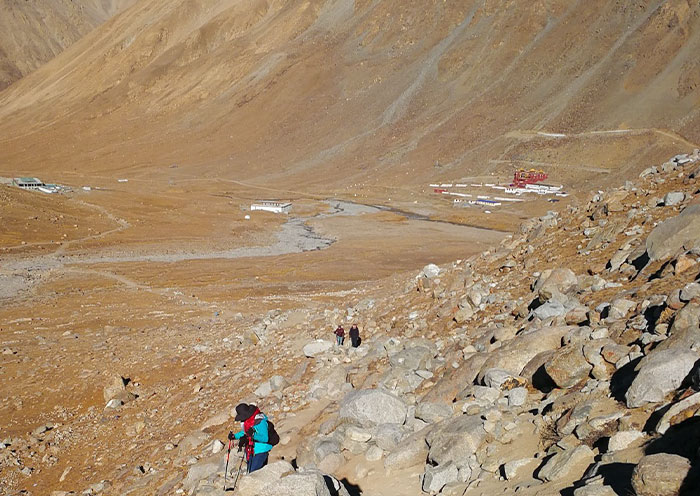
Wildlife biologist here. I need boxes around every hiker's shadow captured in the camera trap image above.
[323,475,362,496]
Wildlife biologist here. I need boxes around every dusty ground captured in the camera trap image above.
[0,175,507,494]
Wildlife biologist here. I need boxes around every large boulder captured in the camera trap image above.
[422,463,459,494]
[340,389,408,425]
[631,453,691,496]
[389,345,434,371]
[237,461,295,496]
[103,373,135,404]
[420,353,488,404]
[262,470,332,496]
[534,268,578,295]
[415,402,453,423]
[477,326,573,383]
[426,415,485,470]
[537,445,594,482]
[374,423,408,451]
[182,454,223,492]
[384,430,430,470]
[656,302,700,351]
[311,365,349,399]
[646,204,700,261]
[303,340,334,357]
[625,348,699,408]
[544,345,592,389]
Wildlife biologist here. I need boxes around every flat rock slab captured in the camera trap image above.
[538,445,594,482]
[625,348,698,408]
[339,389,407,425]
[646,204,700,261]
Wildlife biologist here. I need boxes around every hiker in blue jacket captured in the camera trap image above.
[228,403,272,473]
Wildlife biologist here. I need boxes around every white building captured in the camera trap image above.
[250,200,292,214]
[13,177,44,190]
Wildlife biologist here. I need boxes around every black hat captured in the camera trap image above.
[234,403,257,421]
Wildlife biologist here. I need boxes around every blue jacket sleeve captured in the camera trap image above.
[233,429,244,440]
[252,419,269,443]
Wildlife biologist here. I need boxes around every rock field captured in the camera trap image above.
[3,150,700,495]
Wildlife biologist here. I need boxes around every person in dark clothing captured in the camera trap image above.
[349,324,361,348]
[228,403,272,473]
[334,325,345,346]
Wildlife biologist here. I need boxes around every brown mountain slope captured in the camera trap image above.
[0,0,699,194]
[0,0,135,90]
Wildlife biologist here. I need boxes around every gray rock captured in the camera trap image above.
[426,415,485,470]
[607,430,644,451]
[105,398,123,409]
[263,470,332,496]
[389,345,434,371]
[663,191,685,206]
[269,375,288,391]
[503,458,533,480]
[183,455,223,492]
[534,268,578,295]
[344,425,372,443]
[313,366,349,399]
[340,389,408,425]
[365,445,384,461]
[374,423,407,451]
[625,348,699,408]
[544,345,592,389]
[421,352,488,404]
[533,300,568,320]
[632,453,691,496]
[103,374,129,402]
[607,298,636,320]
[646,204,700,261]
[656,392,700,434]
[573,480,618,496]
[236,461,295,496]
[420,264,441,279]
[538,445,594,482]
[477,326,574,383]
[314,439,341,461]
[640,166,658,177]
[507,387,528,407]
[482,368,526,390]
[254,381,273,398]
[178,430,210,455]
[384,430,429,470]
[680,282,700,302]
[415,402,453,423]
[422,462,459,494]
[471,385,501,403]
[303,340,334,357]
[657,301,700,351]
[454,307,474,323]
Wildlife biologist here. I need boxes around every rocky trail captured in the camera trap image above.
[3,150,700,495]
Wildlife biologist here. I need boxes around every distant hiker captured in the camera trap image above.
[334,325,345,346]
[228,403,273,474]
[349,324,361,348]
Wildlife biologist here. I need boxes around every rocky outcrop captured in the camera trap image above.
[646,204,700,261]
[339,389,408,425]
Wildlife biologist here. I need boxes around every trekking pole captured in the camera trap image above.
[230,452,245,492]
[223,437,232,490]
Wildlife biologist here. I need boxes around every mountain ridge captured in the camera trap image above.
[1,0,699,194]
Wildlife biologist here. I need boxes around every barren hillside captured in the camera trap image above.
[0,0,135,90]
[0,0,699,194]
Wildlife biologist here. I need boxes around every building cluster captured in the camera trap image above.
[429,170,568,211]
[12,177,64,194]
